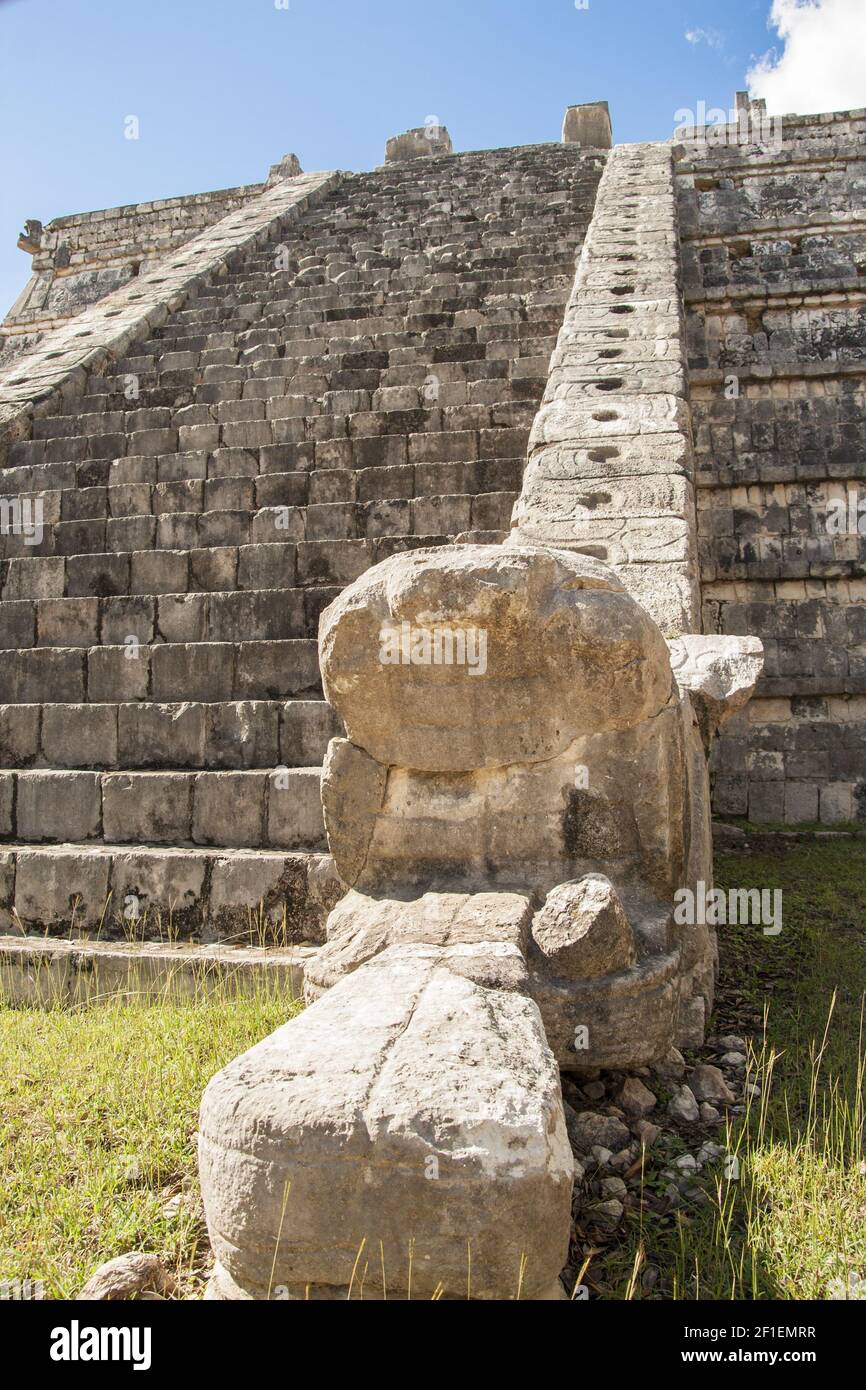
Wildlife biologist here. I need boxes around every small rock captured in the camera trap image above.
[744,1082,762,1099]
[712,822,746,847]
[564,1102,583,1152]
[617,1076,657,1117]
[78,1254,176,1302]
[663,1183,681,1207]
[674,1154,698,1173]
[689,1064,735,1106]
[609,1148,634,1171]
[590,1199,623,1227]
[572,1159,586,1185]
[717,1035,747,1052]
[569,1111,631,1155]
[590,1144,614,1167]
[582,1080,606,1102]
[161,1194,186,1222]
[667,1084,700,1123]
[600,1176,628,1200]
[651,1047,686,1084]
[633,1119,661,1149]
[699,1103,721,1124]
[642,1265,659,1292]
[721,1051,746,1068]
[682,1183,708,1204]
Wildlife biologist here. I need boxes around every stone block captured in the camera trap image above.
[280,701,343,767]
[267,768,326,850]
[13,847,110,931]
[16,771,102,841]
[102,772,192,844]
[117,702,205,768]
[88,646,151,702]
[200,943,572,1301]
[109,848,207,935]
[0,705,40,766]
[152,643,233,701]
[384,125,453,163]
[193,772,267,847]
[204,701,280,769]
[42,704,118,769]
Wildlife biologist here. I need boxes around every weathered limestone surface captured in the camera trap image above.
[531,874,635,979]
[0,170,339,432]
[0,142,604,938]
[668,634,764,749]
[677,108,866,821]
[562,102,612,150]
[511,142,700,636]
[385,126,453,162]
[200,541,760,1298]
[320,544,671,773]
[201,934,572,1301]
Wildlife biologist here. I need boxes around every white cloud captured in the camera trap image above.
[747,0,866,115]
[685,28,724,50]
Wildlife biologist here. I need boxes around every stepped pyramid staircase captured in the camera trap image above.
[0,145,605,944]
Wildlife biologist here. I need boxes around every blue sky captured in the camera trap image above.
[0,0,825,317]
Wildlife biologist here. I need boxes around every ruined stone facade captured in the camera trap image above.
[0,101,862,955]
[677,107,866,824]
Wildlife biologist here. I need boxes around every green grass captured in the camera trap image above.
[1,841,864,1301]
[0,982,302,1299]
[724,816,866,837]
[596,840,866,1299]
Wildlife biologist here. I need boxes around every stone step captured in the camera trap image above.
[15,409,536,467]
[0,489,514,553]
[42,360,545,427]
[0,586,335,647]
[2,455,524,519]
[140,321,561,360]
[0,535,449,601]
[0,766,326,850]
[0,842,339,942]
[0,493,517,558]
[166,281,575,317]
[0,638,322,703]
[166,263,575,294]
[0,699,341,770]
[0,934,319,1006]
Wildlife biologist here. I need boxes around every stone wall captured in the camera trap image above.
[0,140,604,940]
[676,108,866,822]
[512,141,700,635]
[1,171,289,369]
